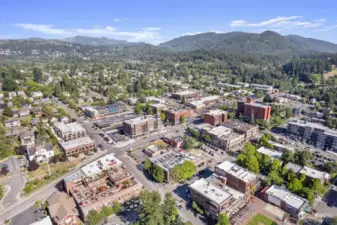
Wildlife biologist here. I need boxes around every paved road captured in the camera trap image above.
[0,157,26,209]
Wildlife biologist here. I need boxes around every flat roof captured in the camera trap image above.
[189,178,231,205]
[150,151,200,172]
[299,166,328,180]
[288,120,337,136]
[173,90,199,96]
[246,102,271,108]
[94,113,138,128]
[266,185,307,210]
[54,122,85,134]
[206,109,227,116]
[216,161,257,183]
[285,162,302,173]
[200,95,220,101]
[217,161,257,182]
[81,153,122,177]
[124,116,157,125]
[60,136,95,150]
[257,147,283,160]
[205,126,232,137]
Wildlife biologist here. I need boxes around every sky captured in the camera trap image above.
[0,0,337,45]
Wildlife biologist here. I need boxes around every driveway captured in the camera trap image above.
[0,157,26,208]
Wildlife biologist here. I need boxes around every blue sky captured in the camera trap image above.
[1,0,337,45]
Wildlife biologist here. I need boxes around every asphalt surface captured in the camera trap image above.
[0,98,204,225]
[0,157,26,209]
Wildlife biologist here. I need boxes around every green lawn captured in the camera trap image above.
[247,213,277,225]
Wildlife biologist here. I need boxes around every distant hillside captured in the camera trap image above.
[62,36,145,46]
[159,31,337,54]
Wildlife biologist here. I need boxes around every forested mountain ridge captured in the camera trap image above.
[159,30,337,54]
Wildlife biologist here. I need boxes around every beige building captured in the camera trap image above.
[189,175,246,219]
[123,116,161,138]
[47,191,80,225]
[54,122,86,141]
[222,120,259,141]
[60,136,96,157]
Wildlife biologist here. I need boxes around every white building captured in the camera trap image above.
[30,91,43,99]
[26,142,54,162]
[29,216,53,225]
[257,147,283,161]
[299,166,329,184]
[4,119,21,128]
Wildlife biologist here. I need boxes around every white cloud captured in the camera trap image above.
[14,23,163,44]
[141,27,161,31]
[230,16,326,29]
[183,32,202,36]
[113,18,120,23]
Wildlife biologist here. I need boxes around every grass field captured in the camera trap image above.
[324,65,337,78]
[28,160,79,180]
[247,213,277,225]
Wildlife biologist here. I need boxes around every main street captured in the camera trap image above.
[0,98,203,225]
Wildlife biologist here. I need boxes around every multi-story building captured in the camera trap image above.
[171,90,201,101]
[287,120,337,152]
[150,151,214,182]
[257,147,283,161]
[85,102,128,119]
[203,126,245,152]
[204,110,228,126]
[237,98,271,121]
[60,136,96,157]
[250,84,274,94]
[189,175,246,219]
[215,161,258,200]
[47,191,81,225]
[162,108,193,125]
[186,96,220,109]
[222,120,259,141]
[123,116,161,138]
[260,185,307,217]
[299,166,329,184]
[64,154,142,221]
[54,122,86,141]
[148,103,167,114]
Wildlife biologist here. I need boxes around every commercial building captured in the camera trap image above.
[260,185,307,217]
[150,151,214,182]
[123,116,161,138]
[64,154,142,220]
[93,113,138,129]
[257,147,283,161]
[222,120,259,141]
[237,98,271,121]
[204,110,228,126]
[171,90,201,101]
[162,135,184,148]
[47,191,80,225]
[189,175,246,218]
[203,126,245,152]
[29,217,53,225]
[85,102,128,119]
[54,122,86,141]
[287,120,337,152]
[186,96,220,109]
[144,145,165,157]
[162,108,193,125]
[215,161,258,200]
[26,142,54,162]
[149,103,167,114]
[60,136,95,157]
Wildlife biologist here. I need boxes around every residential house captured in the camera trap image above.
[30,91,43,99]
[4,119,21,128]
[31,107,42,118]
[26,142,54,162]
[19,109,30,117]
[19,131,35,146]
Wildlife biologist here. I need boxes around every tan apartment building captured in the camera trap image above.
[222,120,259,141]
[54,122,86,141]
[123,116,161,138]
[171,90,201,101]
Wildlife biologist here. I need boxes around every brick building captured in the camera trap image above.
[215,161,258,200]
[237,98,271,121]
[123,116,161,138]
[162,108,193,125]
[204,109,228,126]
[60,136,96,156]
